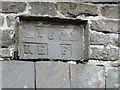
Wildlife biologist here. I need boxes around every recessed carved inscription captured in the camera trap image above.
[19,17,88,60]
[61,44,71,56]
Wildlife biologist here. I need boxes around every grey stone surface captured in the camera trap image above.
[70,64,105,88]
[91,20,119,33]
[19,17,88,60]
[57,2,98,18]
[6,15,16,27]
[2,61,35,88]
[36,61,70,88]
[29,2,57,16]
[0,62,2,90]
[90,45,119,61]
[0,29,2,47]
[106,68,118,88]
[100,5,118,19]
[118,67,120,88]
[1,48,10,58]
[90,30,109,45]
[2,2,27,13]
[109,34,119,47]
[2,30,13,47]
[0,16,4,26]
[0,2,2,13]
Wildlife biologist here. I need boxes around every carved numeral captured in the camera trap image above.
[61,44,71,56]
[37,29,43,38]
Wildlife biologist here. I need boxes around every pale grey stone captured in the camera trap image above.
[100,5,118,19]
[2,30,13,47]
[90,45,119,61]
[1,48,10,58]
[0,2,2,13]
[2,2,27,13]
[109,34,119,47]
[57,2,98,18]
[118,67,120,88]
[90,30,109,45]
[29,2,57,16]
[70,64,105,88]
[36,61,70,88]
[2,61,35,88]
[0,16,4,26]
[0,62,2,90]
[106,68,118,88]
[6,15,16,27]
[91,20,119,33]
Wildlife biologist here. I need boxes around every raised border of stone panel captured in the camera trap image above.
[14,16,89,61]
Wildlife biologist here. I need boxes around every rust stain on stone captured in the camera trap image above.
[20,26,26,31]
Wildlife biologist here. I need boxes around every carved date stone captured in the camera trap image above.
[17,16,88,60]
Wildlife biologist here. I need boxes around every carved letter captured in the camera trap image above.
[37,44,48,55]
[24,44,33,54]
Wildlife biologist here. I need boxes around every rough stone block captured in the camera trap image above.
[57,2,98,18]
[90,30,109,45]
[109,34,119,47]
[36,61,70,88]
[91,20,119,33]
[29,2,57,16]
[90,45,119,61]
[2,30,14,47]
[6,15,16,27]
[0,16,4,26]
[0,48,10,58]
[100,5,118,19]
[70,64,105,88]
[2,2,27,13]
[106,68,118,88]
[2,61,35,88]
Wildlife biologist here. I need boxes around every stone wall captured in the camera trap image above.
[0,0,119,89]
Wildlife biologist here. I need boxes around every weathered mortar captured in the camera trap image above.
[0,0,119,88]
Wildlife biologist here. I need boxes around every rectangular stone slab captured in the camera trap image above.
[18,16,88,60]
[2,61,35,88]
[35,61,70,88]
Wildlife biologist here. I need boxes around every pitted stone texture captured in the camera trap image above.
[90,45,119,61]
[57,2,98,18]
[100,5,118,19]
[36,61,70,88]
[2,2,26,13]
[29,2,57,16]
[90,30,109,45]
[2,30,14,47]
[2,61,35,88]
[6,15,16,27]
[106,68,118,88]
[70,64,105,88]
[0,48,10,58]
[0,16,4,26]
[109,34,119,47]
[91,20,119,33]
